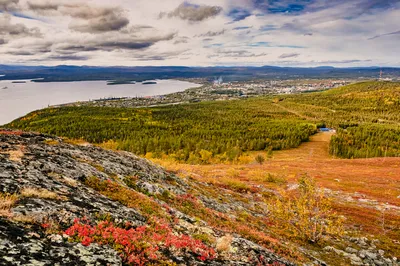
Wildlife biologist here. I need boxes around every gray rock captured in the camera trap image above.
[346,247,358,254]
[349,254,363,265]
[359,250,367,259]
[365,251,378,260]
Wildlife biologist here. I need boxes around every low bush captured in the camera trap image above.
[65,217,216,265]
[269,175,344,243]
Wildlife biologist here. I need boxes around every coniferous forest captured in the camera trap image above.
[8,81,400,161]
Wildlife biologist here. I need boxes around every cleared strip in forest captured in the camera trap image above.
[273,103,317,121]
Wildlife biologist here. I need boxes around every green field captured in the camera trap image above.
[8,81,400,161]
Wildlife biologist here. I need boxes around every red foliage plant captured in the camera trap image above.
[0,130,23,136]
[65,217,216,265]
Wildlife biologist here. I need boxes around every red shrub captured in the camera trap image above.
[65,218,216,265]
[0,130,23,136]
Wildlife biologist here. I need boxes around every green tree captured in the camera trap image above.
[255,154,265,165]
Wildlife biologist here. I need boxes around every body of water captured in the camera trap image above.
[0,79,200,125]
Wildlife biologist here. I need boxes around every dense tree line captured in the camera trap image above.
[329,125,400,158]
[279,81,400,159]
[9,100,316,163]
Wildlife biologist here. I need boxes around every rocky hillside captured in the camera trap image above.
[0,129,294,266]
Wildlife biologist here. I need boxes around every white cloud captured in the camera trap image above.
[0,0,399,66]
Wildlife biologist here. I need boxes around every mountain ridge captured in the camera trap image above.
[1,65,399,82]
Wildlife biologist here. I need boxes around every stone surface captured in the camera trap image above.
[0,130,295,266]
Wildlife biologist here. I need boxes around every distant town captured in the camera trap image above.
[58,78,355,109]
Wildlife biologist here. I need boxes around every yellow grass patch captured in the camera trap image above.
[20,188,58,200]
[0,194,18,217]
[1,145,26,163]
[216,234,233,253]
[8,150,24,162]
[12,214,36,224]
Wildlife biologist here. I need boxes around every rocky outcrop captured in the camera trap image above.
[0,129,293,265]
[324,237,398,266]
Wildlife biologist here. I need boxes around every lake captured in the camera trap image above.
[0,79,200,125]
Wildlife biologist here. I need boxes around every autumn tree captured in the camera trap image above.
[269,174,344,243]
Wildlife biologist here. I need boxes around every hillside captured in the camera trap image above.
[1,129,399,266]
[2,81,400,265]
[0,129,295,265]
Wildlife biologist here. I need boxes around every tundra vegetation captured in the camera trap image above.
[5,81,400,264]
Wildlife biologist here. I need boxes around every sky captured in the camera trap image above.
[0,0,399,67]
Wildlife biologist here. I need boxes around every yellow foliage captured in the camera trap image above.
[237,154,253,164]
[145,152,154,159]
[100,140,119,150]
[199,149,213,163]
[269,175,344,243]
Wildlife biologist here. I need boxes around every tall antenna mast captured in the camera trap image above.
[380,68,383,80]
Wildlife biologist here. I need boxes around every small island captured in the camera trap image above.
[107,80,136,85]
[142,81,157,85]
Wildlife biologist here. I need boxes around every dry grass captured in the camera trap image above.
[156,133,400,205]
[63,138,90,146]
[216,234,233,253]
[1,145,26,163]
[153,132,400,254]
[47,172,78,187]
[12,214,36,224]
[20,188,58,200]
[8,150,24,162]
[0,194,18,217]
[44,139,60,145]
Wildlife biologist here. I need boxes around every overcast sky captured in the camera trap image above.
[0,0,399,67]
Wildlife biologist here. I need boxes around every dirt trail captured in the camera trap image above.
[273,132,334,161]
[267,132,400,208]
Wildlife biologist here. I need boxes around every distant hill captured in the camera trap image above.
[1,65,399,82]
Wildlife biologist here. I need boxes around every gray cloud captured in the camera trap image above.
[98,34,175,50]
[0,14,42,38]
[53,45,98,55]
[6,41,52,56]
[53,33,175,55]
[0,38,6,44]
[197,29,225,37]
[70,15,129,33]
[368,30,400,40]
[47,54,89,61]
[279,53,300,59]
[26,1,58,11]
[173,36,189,44]
[312,59,372,64]
[209,49,267,58]
[160,3,222,22]
[133,50,188,61]
[27,1,130,33]
[0,0,19,11]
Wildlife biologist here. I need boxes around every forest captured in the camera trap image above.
[7,81,400,161]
